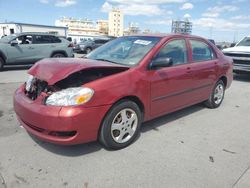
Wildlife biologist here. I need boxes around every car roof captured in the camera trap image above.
[16,32,58,36]
[126,33,208,40]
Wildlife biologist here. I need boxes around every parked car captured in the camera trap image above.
[73,38,112,54]
[14,34,233,149]
[0,32,74,71]
[223,36,250,74]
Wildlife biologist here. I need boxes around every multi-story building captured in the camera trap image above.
[55,17,101,43]
[96,20,109,35]
[171,19,192,34]
[124,22,140,36]
[108,8,124,37]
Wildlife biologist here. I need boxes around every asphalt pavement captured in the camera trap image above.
[0,66,250,188]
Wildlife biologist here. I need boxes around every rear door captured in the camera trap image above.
[32,35,61,59]
[187,39,218,101]
[149,38,195,117]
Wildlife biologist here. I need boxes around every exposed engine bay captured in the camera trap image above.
[25,67,128,100]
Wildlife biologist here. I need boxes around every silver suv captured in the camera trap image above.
[0,32,74,71]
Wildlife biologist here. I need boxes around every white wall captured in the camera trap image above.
[0,23,67,38]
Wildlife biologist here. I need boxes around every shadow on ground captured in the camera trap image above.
[234,73,250,82]
[30,103,204,156]
[2,65,32,71]
[141,103,204,132]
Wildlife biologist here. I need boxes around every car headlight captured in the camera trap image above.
[25,75,35,92]
[45,87,94,106]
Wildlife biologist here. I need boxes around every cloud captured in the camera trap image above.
[55,0,76,7]
[102,0,181,16]
[102,2,166,16]
[192,17,250,31]
[231,15,250,20]
[183,13,191,19]
[202,5,239,18]
[107,0,186,4]
[180,3,193,10]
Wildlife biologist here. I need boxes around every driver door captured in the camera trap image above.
[149,39,194,118]
[6,34,35,64]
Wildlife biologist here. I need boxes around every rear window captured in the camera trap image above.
[190,40,216,62]
[33,35,61,44]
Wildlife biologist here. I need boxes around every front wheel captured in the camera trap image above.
[52,53,66,58]
[0,57,4,71]
[99,100,142,150]
[204,80,225,108]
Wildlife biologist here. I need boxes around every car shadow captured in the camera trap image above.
[29,134,103,156]
[141,103,205,133]
[3,65,32,71]
[234,73,250,82]
[29,103,205,156]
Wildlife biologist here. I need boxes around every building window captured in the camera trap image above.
[10,28,14,34]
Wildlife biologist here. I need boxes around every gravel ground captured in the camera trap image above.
[0,69,250,188]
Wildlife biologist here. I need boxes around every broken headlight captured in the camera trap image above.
[25,75,35,92]
[45,87,94,106]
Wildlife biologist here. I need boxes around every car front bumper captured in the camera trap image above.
[13,85,111,145]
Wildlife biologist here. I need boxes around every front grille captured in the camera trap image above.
[224,53,250,58]
[23,119,77,138]
[233,59,250,65]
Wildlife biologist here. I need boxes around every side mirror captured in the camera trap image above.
[230,43,236,47]
[150,57,173,69]
[10,40,18,46]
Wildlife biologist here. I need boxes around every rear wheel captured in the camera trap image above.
[99,100,142,150]
[52,53,66,58]
[204,80,225,108]
[0,57,4,71]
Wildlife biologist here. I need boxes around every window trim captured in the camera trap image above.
[149,38,189,69]
[188,38,217,63]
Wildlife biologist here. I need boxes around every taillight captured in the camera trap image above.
[68,43,73,48]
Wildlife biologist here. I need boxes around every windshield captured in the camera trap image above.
[0,34,18,43]
[236,37,250,47]
[86,36,161,66]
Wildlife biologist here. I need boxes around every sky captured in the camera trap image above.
[0,0,250,42]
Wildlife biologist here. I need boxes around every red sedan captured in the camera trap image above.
[14,34,233,149]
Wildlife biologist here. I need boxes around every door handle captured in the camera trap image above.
[186,67,192,73]
[28,46,34,49]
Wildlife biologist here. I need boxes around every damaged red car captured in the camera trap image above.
[14,34,233,149]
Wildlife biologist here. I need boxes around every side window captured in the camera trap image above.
[190,40,215,62]
[16,35,32,44]
[51,36,61,43]
[33,35,61,44]
[153,39,188,66]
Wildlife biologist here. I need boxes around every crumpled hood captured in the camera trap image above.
[28,58,128,85]
[223,46,250,53]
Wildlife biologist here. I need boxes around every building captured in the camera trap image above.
[124,22,140,36]
[55,17,108,43]
[171,19,192,34]
[96,20,109,35]
[108,8,124,37]
[0,22,67,38]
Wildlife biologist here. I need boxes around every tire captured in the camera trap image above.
[204,80,225,108]
[99,100,142,150]
[85,47,92,54]
[52,53,66,58]
[0,57,4,71]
